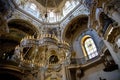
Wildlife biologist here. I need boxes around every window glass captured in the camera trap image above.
[84,38,98,59]
[25,3,40,18]
[49,11,54,17]
[30,3,36,11]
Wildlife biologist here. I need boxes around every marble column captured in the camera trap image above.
[103,40,120,69]
[109,10,120,26]
[105,1,120,26]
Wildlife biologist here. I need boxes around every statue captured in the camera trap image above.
[0,14,9,35]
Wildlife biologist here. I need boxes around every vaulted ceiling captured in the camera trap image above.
[36,0,64,8]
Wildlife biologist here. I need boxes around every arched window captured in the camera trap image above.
[63,1,79,16]
[25,3,40,18]
[30,3,37,11]
[81,35,98,59]
[65,1,71,8]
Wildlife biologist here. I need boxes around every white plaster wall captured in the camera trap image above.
[73,39,84,58]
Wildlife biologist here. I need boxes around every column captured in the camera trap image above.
[40,68,45,80]
[76,69,81,80]
[66,68,71,80]
[105,1,120,26]
[110,10,120,26]
[103,40,120,69]
[62,65,67,80]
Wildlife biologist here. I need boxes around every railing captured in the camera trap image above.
[70,52,103,67]
[70,57,86,65]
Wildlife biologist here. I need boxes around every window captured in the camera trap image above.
[49,11,54,17]
[25,3,40,18]
[48,11,56,22]
[65,1,71,8]
[30,3,37,11]
[63,1,79,16]
[81,35,98,59]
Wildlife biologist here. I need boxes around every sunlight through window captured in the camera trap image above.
[30,3,36,11]
[84,38,98,59]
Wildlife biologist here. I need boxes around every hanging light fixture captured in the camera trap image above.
[15,33,70,68]
[12,0,71,70]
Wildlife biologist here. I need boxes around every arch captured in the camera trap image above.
[81,35,98,59]
[62,15,88,42]
[0,19,40,57]
[8,19,40,35]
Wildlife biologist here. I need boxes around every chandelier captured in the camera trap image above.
[12,0,71,70]
[13,32,71,70]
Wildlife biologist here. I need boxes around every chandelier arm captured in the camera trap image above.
[22,47,31,58]
[32,46,38,63]
[22,32,37,58]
